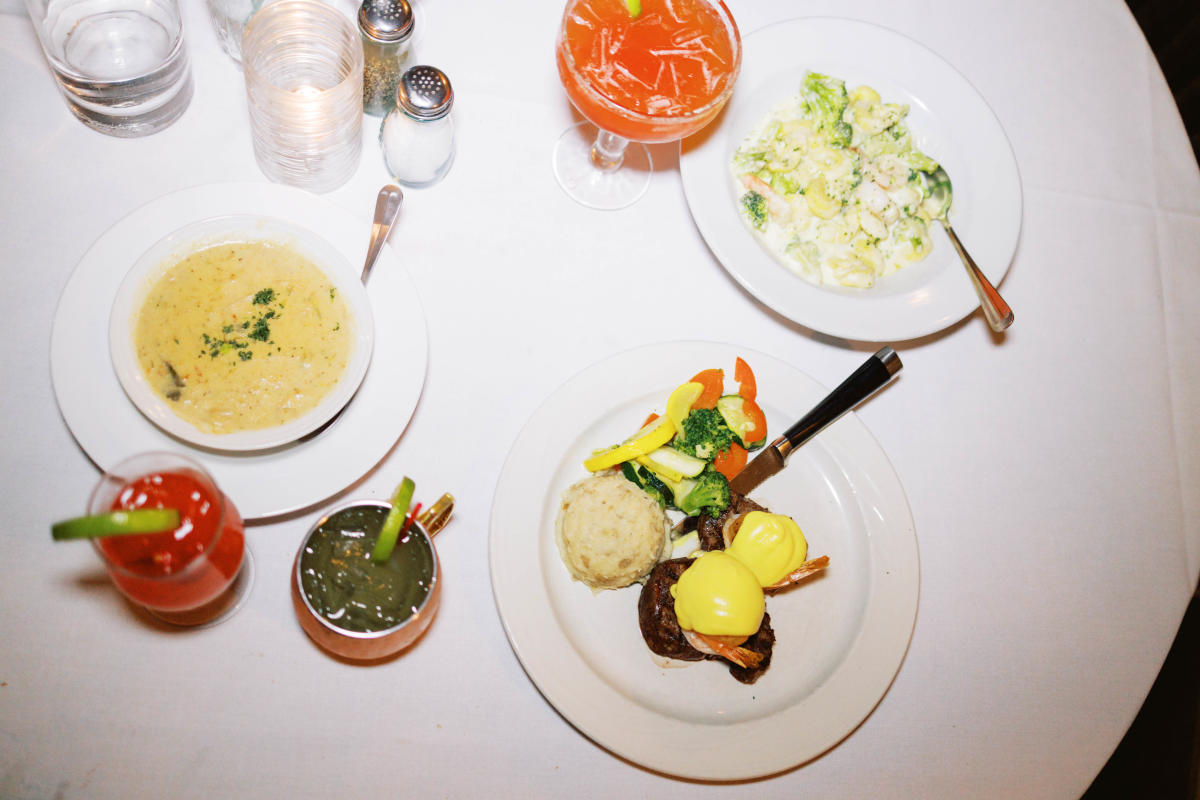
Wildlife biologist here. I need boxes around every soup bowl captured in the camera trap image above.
[109,214,375,451]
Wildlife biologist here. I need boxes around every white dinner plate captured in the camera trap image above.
[680,18,1022,342]
[51,183,428,520]
[489,342,918,779]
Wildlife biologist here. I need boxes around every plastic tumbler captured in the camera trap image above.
[242,0,364,193]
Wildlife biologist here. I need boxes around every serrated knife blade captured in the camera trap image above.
[729,347,902,496]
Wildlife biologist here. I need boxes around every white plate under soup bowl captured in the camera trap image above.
[108,214,375,452]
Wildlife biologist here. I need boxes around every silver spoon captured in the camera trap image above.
[922,166,1013,332]
[361,184,403,283]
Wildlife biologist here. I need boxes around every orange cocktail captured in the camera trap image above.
[552,0,740,209]
[556,0,740,143]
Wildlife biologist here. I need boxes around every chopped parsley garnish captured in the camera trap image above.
[248,316,271,342]
[201,288,281,362]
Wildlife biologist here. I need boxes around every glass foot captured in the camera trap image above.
[552,121,652,210]
[147,545,255,628]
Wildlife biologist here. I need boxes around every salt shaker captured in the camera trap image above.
[380,65,455,187]
[358,0,414,116]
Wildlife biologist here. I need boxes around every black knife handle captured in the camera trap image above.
[774,347,902,460]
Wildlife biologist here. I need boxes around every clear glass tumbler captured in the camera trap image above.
[206,0,264,63]
[242,0,364,193]
[23,0,193,137]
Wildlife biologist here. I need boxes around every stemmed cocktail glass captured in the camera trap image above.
[553,0,741,210]
[88,452,252,626]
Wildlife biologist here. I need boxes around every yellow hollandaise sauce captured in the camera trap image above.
[670,551,764,637]
[133,239,353,434]
[726,511,809,587]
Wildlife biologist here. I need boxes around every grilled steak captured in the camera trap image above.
[696,492,767,551]
[637,557,774,684]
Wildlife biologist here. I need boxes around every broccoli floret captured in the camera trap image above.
[673,407,736,460]
[678,468,732,518]
[741,190,768,231]
[647,465,730,517]
[800,72,852,148]
[732,149,768,175]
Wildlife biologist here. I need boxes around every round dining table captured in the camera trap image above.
[2,0,1197,796]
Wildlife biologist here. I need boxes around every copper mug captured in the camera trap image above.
[292,493,452,660]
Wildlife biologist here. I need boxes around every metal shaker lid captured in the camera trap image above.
[358,0,414,43]
[396,65,453,120]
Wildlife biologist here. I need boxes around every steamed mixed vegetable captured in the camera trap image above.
[731,71,943,289]
[583,358,767,518]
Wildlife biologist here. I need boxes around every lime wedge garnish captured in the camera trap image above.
[52,509,181,540]
[624,0,641,17]
[371,477,415,563]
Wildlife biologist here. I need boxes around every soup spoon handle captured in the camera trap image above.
[362,185,404,283]
[941,219,1013,332]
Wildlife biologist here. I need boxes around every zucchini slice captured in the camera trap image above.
[716,395,766,450]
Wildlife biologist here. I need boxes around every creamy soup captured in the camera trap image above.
[133,239,354,434]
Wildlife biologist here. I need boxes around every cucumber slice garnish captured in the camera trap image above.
[51,509,181,540]
[371,477,415,563]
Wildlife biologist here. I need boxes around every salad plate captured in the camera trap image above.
[51,183,428,520]
[680,17,1022,341]
[490,341,918,779]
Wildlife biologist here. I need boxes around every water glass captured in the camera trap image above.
[206,0,263,63]
[242,0,364,193]
[23,0,194,137]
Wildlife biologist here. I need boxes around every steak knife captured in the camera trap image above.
[729,347,903,495]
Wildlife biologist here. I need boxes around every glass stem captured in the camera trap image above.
[589,129,628,171]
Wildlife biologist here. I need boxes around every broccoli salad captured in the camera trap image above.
[731,71,942,289]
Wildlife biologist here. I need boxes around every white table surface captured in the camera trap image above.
[3,0,1198,797]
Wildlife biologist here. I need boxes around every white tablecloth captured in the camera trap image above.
[2,0,1198,796]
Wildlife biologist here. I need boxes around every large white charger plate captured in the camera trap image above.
[680,18,1023,342]
[51,183,428,520]
[489,342,918,779]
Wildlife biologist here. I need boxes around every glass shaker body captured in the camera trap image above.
[362,36,412,116]
[380,65,454,187]
[381,110,454,187]
[359,0,415,117]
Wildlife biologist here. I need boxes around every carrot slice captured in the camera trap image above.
[734,357,757,401]
[641,411,660,428]
[689,368,724,409]
[740,397,767,444]
[712,442,748,480]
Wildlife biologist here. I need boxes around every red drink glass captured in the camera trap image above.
[553,0,740,209]
[88,452,252,626]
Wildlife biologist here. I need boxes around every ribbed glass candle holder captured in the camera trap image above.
[243,0,363,193]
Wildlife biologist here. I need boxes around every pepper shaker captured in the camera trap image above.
[380,65,454,187]
[359,0,414,116]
